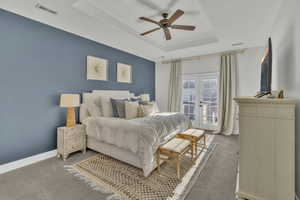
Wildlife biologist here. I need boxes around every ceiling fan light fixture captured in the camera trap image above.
[139,9,196,40]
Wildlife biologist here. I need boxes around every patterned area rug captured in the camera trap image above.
[65,135,216,200]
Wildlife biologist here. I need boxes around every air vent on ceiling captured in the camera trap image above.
[232,42,244,46]
[35,3,58,15]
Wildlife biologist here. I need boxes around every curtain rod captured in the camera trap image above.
[161,49,246,64]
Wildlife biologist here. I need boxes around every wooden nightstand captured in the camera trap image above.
[57,124,86,161]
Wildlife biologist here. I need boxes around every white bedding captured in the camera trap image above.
[82,112,191,176]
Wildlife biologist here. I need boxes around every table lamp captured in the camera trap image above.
[60,94,80,127]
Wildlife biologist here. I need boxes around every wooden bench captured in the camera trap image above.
[157,138,193,180]
[176,129,207,161]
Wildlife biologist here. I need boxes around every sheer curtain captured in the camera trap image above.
[168,60,182,112]
[216,53,237,135]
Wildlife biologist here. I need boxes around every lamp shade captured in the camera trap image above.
[60,94,80,107]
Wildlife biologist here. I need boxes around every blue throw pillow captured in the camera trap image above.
[111,98,128,118]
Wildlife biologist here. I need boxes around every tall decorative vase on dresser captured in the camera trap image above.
[234,97,296,200]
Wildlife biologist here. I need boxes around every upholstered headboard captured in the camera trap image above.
[80,90,135,122]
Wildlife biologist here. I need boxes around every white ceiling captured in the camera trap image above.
[0,0,283,61]
[73,0,218,52]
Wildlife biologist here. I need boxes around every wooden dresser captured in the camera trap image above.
[234,97,296,200]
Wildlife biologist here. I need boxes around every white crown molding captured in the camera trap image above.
[0,150,57,175]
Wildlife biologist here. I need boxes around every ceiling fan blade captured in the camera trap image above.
[139,17,159,25]
[163,28,171,40]
[171,25,196,31]
[140,27,161,36]
[168,9,184,24]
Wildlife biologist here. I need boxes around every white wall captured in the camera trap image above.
[156,47,264,112]
[181,57,219,74]
[237,47,265,96]
[156,55,219,112]
[269,0,298,197]
[271,0,297,93]
[296,7,300,197]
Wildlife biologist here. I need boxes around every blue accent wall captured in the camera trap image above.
[0,9,155,164]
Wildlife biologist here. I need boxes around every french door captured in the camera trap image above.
[182,73,218,130]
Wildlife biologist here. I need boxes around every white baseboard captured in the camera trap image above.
[0,149,57,175]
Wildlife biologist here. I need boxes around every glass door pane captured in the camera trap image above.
[199,78,218,129]
[182,73,218,130]
[182,80,198,127]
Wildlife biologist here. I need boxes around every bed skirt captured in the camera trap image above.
[87,137,143,169]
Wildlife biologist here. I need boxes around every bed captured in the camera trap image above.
[80,90,191,177]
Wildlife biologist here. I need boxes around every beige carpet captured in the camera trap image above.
[65,136,216,200]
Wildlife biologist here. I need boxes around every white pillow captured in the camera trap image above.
[140,104,156,117]
[99,96,113,117]
[86,103,102,117]
[125,101,139,119]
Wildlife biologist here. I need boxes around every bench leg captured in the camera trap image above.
[177,156,181,180]
[191,143,194,161]
[157,150,160,173]
[191,143,197,164]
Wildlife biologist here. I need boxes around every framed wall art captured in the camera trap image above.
[117,63,132,83]
[87,56,108,81]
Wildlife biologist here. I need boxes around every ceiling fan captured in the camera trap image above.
[139,9,196,40]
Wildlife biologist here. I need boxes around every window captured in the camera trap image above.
[182,80,196,121]
[182,73,218,130]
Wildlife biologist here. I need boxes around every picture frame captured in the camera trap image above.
[87,56,108,81]
[117,63,132,83]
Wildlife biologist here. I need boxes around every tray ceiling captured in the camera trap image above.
[0,0,284,61]
[73,0,218,52]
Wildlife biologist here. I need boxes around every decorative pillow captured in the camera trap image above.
[125,101,139,119]
[111,98,124,117]
[111,98,127,118]
[86,103,102,117]
[140,104,156,117]
[116,100,127,118]
[99,96,114,117]
[130,97,142,102]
